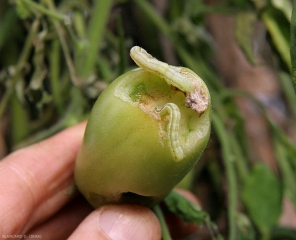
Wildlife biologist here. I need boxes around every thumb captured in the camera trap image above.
[68,204,161,240]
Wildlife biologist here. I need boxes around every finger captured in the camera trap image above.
[0,122,86,234]
[26,195,93,240]
[68,204,161,240]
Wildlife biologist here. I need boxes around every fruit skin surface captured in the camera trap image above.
[75,66,211,208]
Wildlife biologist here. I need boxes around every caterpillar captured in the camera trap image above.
[130,46,194,93]
[158,103,184,162]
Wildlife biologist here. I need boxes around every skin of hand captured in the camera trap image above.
[0,122,199,240]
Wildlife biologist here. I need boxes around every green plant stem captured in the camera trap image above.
[0,18,40,120]
[117,15,127,76]
[72,10,86,39]
[262,7,291,71]
[133,0,171,37]
[260,228,270,240]
[270,122,296,159]
[21,0,64,21]
[279,72,296,117]
[230,134,249,183]
[153,205,172,240]
[45,0,80,87]
[274,134,296,209]
[11,92,29,145]
[80,0,114,79]
[49,39,64,114]
[290,0,296,93]
[212,112,238,240]
[97,57,113,83]
[0,7,18,50]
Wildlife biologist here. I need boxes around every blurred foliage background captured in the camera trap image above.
[1,0,296,239]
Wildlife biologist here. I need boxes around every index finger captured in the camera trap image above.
[0,122,86,234]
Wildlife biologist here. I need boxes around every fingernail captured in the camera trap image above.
[98,205,156,240]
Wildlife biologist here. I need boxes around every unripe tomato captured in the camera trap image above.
[75,47,211,208]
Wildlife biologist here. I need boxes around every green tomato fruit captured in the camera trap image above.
[74,46,211,208]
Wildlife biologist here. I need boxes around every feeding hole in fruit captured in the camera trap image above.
[130,46,210,116]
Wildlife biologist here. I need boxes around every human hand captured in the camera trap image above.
[0,122,199,240]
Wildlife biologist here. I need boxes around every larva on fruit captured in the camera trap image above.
[158,103,184,162]
[130,46,194,93]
